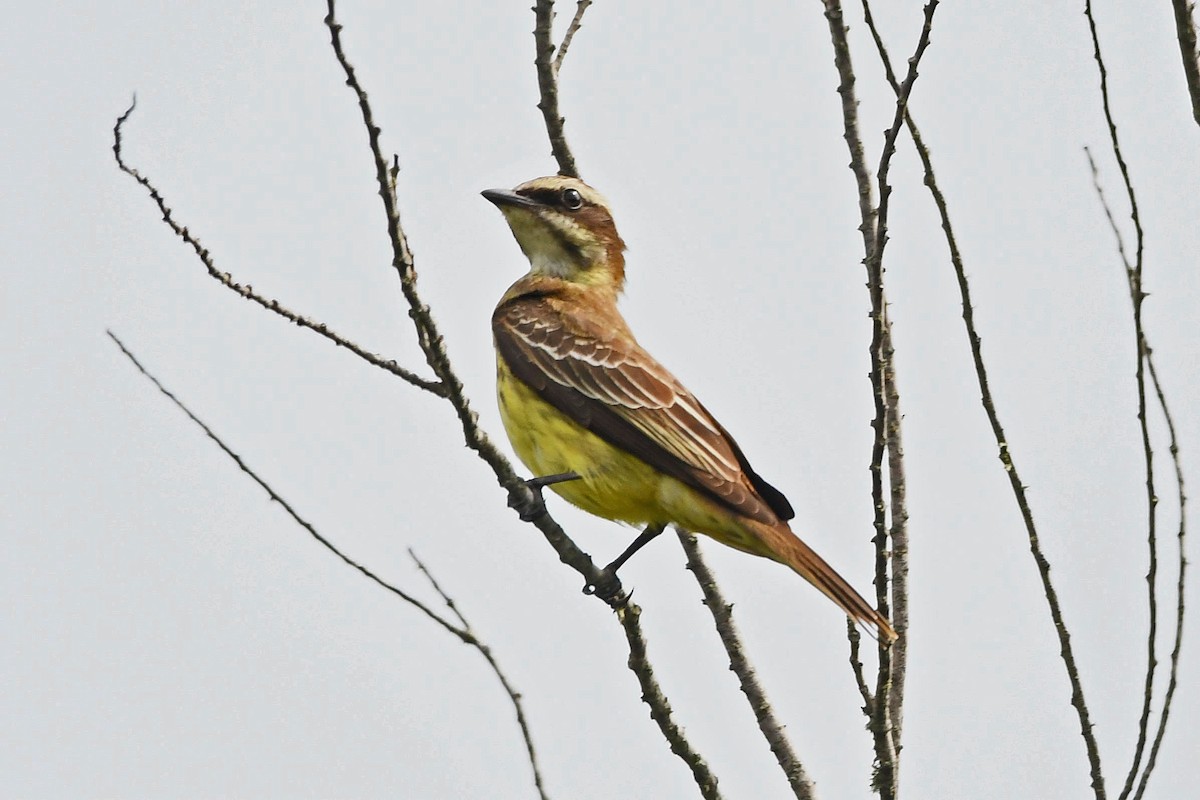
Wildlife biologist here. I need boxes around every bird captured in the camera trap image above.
[483,174,896,643]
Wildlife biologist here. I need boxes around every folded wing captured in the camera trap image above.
[494,298,794,524]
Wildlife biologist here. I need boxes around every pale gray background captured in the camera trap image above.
[4,2,1198,798]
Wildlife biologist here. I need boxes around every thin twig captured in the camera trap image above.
[678,531,816,800]
[1133,348,1189,800]
[106,330,459,637]
[868,0,938,271]
[819,0,895,788]
[1083,6,1158,799]
[1083,147,1133,271]
[862,7,935,775]
[107,331,551,799]
[820,0,877,256]
[820,8,887,756]
[820,2,936,795]
[111,100,445,398]
[847,621,876,715]
[410,549,551,800]
[553,0,593,74]
[533,0,580,178]
[410,547,472,630]
[858,5,920,751]
[619,601,727,798]
[927,131,1107,800]
[618,601,723,800]
[862,37,1109,800]
[1084,149,1189,800]
[1169,0,1200,126]
[323,3,720,793]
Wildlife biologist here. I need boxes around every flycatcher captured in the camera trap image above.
[484,175,895,642]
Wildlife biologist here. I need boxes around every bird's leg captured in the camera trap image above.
[584,523,667,601]
[508,471,581,522]
[605,523,667,573]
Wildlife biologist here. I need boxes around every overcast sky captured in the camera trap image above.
[4,2,1198,798]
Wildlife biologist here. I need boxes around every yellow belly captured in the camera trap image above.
[497,360,664,523]
[495,358,772,558]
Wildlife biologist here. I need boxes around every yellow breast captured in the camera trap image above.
[496,357,666,525]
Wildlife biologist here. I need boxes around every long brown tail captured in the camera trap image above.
[752,519,897,643]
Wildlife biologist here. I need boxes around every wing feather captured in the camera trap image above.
[494,298,794,523]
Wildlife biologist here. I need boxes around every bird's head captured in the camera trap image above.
[483,175,627,293]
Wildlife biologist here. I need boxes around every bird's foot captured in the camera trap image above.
[583,566,627,604]
[581,523,666,604]
[508,471,581,522]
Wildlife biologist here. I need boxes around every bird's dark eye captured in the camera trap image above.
[561,188,584,210]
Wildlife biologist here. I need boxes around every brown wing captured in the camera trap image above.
[493,297,794,524]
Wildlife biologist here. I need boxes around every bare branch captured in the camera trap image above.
[1083,147,1135,276]
[410,547,473,631]
[107,331,459,636]
[820,2,936,795]
[868,0,937,269]
[863,4,935,775]
[1083,150,1189,800]
[926,126,1107,800]
[857,17,1109,794]
[112,321,555,797]
[819,0,893,785]
[880,315,909,739]
[1133,348,1189,800]
[553,0,593,74]
[846,621,876,715]
[106,332,555,799]
[1083,2,1146,279]
[678,532,816,800]
[410,549,551,800]
[1082,6,1159,799]
[618,601,723,800]
[1169,0,1200,126]
[820,1,877,255]
[111,99,445,398]
[533,0,581,178]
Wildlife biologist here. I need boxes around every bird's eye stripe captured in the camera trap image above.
[518,188,563,206]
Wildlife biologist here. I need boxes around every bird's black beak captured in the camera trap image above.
[482,188,540,210]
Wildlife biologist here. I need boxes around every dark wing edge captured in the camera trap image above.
[710,414,795,521]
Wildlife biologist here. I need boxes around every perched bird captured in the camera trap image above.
[483,175,895,642]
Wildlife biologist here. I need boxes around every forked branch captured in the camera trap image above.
[819,2,936,795]
[553,0,593,74]
[533,0,581,178]
[111,100,444,399]
[1082,5,1165,799]
[106,331,549,800]
[1084,148,1188,800]
[856,3,1107,794]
